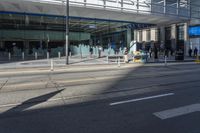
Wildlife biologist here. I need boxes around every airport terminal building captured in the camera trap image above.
[0,0,200,59]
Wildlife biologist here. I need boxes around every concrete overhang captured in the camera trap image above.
[0,0,190,26]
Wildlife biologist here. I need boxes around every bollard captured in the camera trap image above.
[118,57,121,67]
[80,52,82,59]
[35,52,38,60]
[70,52,72,57]
[47,52,49,60]
[8,52,11,61]
[164,56,167,66]
[50,59,54,71]
[58,52,61,59]
[22,52,25,60]
[69,52,71,59]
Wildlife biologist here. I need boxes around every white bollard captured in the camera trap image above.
[118,57,121,67]
[8,52,11,61]
[22,52,25,60]
[50,59,54,71]
[47,52,49,60]
[35,52,38,60]
[58,52,61,59]
[165,56,167,66]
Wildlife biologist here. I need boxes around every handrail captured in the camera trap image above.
[2,0,200,19]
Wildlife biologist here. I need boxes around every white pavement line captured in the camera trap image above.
[153,103,200,120]
[109,93,174,106]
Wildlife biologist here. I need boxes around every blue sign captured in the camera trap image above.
[189,26,200,37]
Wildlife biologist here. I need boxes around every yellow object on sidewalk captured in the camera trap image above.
[195,55,200,63]
[133,51,142,63]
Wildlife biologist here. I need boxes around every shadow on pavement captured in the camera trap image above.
[69,57,106,65]
[0,64,199,133]
[1,89,64,117]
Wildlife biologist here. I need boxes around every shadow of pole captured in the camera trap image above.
[1,89,64,116]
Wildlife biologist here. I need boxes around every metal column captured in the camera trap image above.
[65,0,69,65]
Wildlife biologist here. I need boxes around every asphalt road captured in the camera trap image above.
[0,63,200,133]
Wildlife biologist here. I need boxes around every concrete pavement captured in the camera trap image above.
[0,61,198,77]
[0,75,200,133]
[0,55,196,71]
[0,63,200,133]
[0,63,200,110]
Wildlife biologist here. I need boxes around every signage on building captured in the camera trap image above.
[189,26,200,37]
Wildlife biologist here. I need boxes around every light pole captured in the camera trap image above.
[65,0,69,65]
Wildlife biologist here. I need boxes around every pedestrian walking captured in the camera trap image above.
[188,48,192,57]
[98,46,102,58]
[194,47,198,57]
[164,49,169,57]
[149,48,152,58]
[154,46,158,61]
[89,47,93,58]
[170,49,174,56]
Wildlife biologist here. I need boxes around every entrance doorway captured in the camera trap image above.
[4,41,24,56]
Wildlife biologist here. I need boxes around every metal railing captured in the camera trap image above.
[2,0,200,19]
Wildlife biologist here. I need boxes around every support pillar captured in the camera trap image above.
[164,0,166,14]
[184,22,189,56]
[171,24,177,51]
[127,28,132,47]
[177,0,180,15]
[160,27,165,49]
[121,0,123,11]
[133,30,137,42]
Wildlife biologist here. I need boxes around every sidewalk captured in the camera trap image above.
[147,56,196,63]
[0,56,109,69]
[0,55,197,72]
[0,56,142,75]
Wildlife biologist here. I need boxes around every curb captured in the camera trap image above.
[0,61,198,76]
[0,64,142,76]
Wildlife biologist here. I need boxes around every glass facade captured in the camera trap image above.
[0,0,194,60]
[0,12,153,58]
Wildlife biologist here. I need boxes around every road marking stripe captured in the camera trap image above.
[109,93,174,106]
[154,103,200,120]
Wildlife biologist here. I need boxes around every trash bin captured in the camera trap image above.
[133,50,148,63]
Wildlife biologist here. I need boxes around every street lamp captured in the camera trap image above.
[65,0,69,65]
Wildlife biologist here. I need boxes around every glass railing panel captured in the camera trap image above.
[151,3,164,14]
[123,0,137,13]
[0,0,194,19]
[105,0,121,10]
[166,4,177,15]
[137,0,151,14]
[86,0,103,5]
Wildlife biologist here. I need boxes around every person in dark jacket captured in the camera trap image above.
[194,47,198,57]
[89,47,93,58]
[154,46,158,60]
[188,48,192,57]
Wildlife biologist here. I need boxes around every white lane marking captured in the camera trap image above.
[109,93,174,106]
[154,103,200,120]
